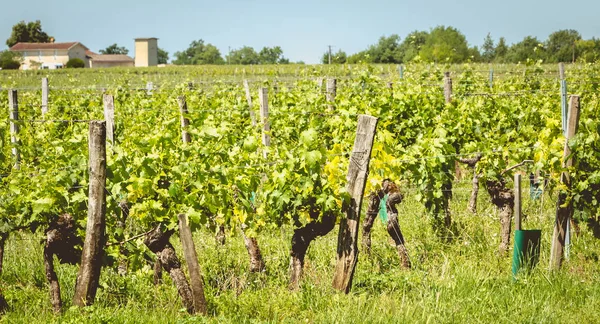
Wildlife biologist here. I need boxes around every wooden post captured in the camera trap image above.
[317,78,324,90]
[258,88,270,159]
[559,62,565,80]
[178,214,208,315]
[514,173,522,231]
[398,65,404,79]
[178,96,191,143]
[146,82,153,95]
[332,115,378,293]
[176,100,208,314]
[8,90,19,169]
[42,77,49,116]
[326,78,337,111]
[243,80,257,126]
[73,121,107,307]
[103,95,115,144]
[489,69,494,89]
[444,72,452,104]
[550,95,580,270]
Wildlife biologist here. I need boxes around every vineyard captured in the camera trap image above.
[1,63,600,323]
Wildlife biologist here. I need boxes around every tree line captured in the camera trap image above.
[3,20,600,68]
[171,40,291,65]
[322,26,600,64]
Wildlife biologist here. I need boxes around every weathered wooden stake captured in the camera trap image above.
[550,95,580,270]
[103,95,115,144]
[489,69,494,89]
[178,96,192,143]
[243,80,257,126]
[559,62,565,80]
[146,82,153,95]
[514,174,522,231]
[258,88,270,159]
[326,78,337,111]
[178,214,208,315]
[332,115,378,293]
[444,72,452,104]
[398,65,404,79]
[175,106,208,313]
[8,90,19,169]
[73,121,107,307]
[42,77,49,116]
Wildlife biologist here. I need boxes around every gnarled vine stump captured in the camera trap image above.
[486,180,514,254]
[144,227,194,313]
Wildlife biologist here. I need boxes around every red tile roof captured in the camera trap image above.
[10,42,88,51]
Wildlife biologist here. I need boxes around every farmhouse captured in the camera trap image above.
[9,42,89,70]
[9,41,135,69]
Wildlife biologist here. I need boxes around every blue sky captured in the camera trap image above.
[1,0,599,63]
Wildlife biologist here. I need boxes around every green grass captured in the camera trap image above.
[1,184,600,323]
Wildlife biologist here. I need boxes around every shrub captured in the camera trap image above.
[0,51,21,70]
[66,58,85,68]
[0,59,20,70]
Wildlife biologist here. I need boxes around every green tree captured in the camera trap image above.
[345,34,403,64]
[6,20,53,48]
[398,30,429,62]
[321,49,347,64]
[546,29,581,63]
[367,34,403,63]
[494,37,509,62]
[258,46,288,64]
[347,50,370,64]
[575,38,600,62]
[468,46,482,62]
[0,51,21,69]
[227,46,259,65]
[482,33,495,62]
[506,36,546,63]
[419,26,470,63]
[158,47,169,64]
[173,40,224,65]
[99,44,129,55]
